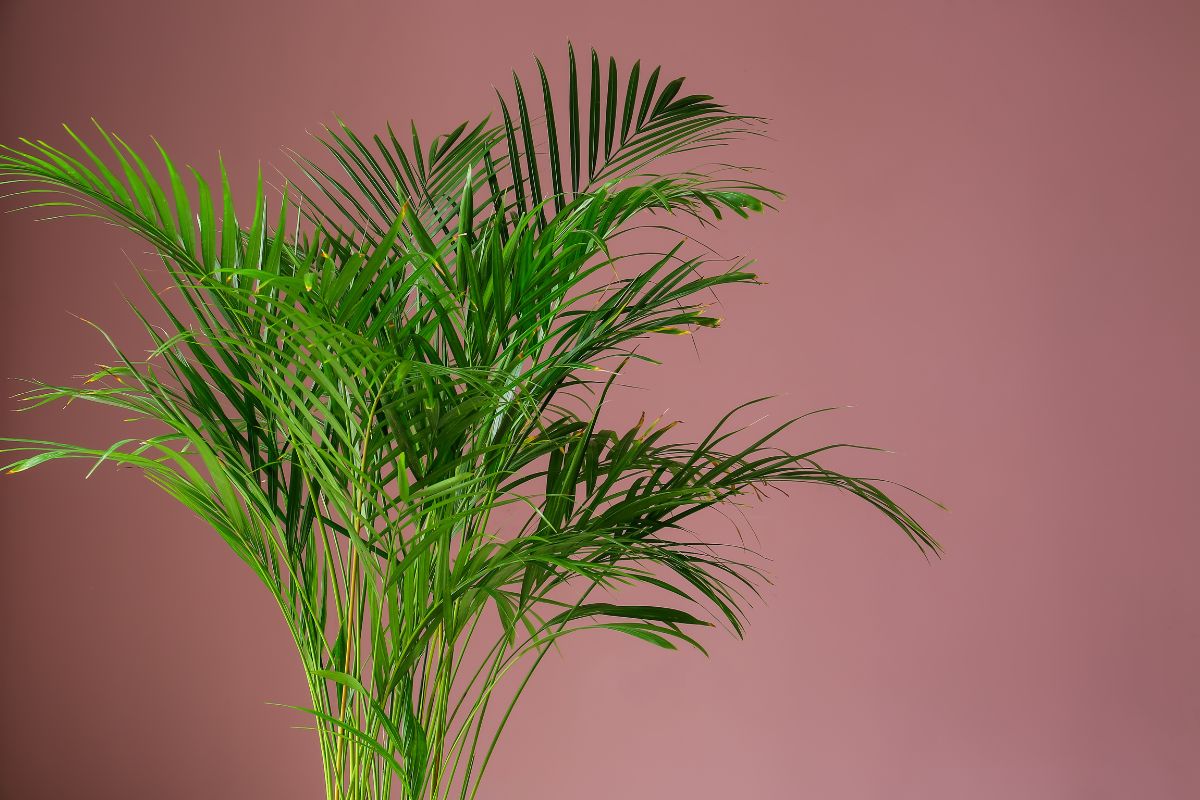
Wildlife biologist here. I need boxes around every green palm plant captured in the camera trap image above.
[1,45,937,800]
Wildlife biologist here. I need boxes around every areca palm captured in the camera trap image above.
[1,45,937,800]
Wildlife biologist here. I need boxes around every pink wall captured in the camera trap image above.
[2,1,1198,797]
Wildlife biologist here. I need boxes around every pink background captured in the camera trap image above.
[2,1,1198,797]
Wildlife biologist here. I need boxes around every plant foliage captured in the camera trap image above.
[1,45,937,800]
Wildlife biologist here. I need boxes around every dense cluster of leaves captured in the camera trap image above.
[1,45,937,800]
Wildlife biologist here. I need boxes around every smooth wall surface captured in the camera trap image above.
[2,1,1197,797]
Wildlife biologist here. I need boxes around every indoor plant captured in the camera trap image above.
[1,45,937,800]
